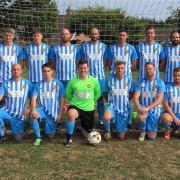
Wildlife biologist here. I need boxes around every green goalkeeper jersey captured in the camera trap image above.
[66,75,101,111]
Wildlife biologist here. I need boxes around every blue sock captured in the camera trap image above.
[162,123,171,130]
[65,120,75,135]
[138,120,146,132]
[0,120,5,137]
[97,101,104,123]
[30,119,41,139]
[128,103,133,124]
[103,120,111,132]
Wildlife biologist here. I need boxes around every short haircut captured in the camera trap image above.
[32,28,42,35]
[89,26,99,33]
[42,63,54,70]
[173,67,180,74]
[145,62,155,67]
[59,27,70,34]
[170,30,179,39]
[12,63,22,70]
[145,25,156,33]
[77,60,88,68]
[4,27,15,35]
[118,27,128,34]
[115,61,126,66]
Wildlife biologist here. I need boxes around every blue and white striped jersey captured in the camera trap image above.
[164,44,180,84]
[0,43,24,83]
[136,41,165,81]
[135,78,165,116]
[164,83,180,116]
[0,78,32,120]
[33,79,65,120]
[108,43,138,77]
[24,43,51,82]
[50,44,80,81]
[105,75,134,116]
[80,41,108,79]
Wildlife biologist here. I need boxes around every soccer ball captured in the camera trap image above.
[88,131,101,145]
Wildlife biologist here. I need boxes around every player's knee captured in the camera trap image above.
[161,113,173,124]
[104,110,112,121]
[67,109,78,120]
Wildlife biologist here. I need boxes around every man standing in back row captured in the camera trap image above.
[24,28,51,85]
[0,28,24,85]
[163,30,180,84]
[136,25,165,81]
[80,27,109,127]
[50,28,81,88]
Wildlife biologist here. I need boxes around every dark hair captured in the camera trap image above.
[42,63,54,70]
[118,27,128,34]
[173,67,180,74]
[89,26,99,33]
[145,25,156,33]
[170,30,179,39]
[115,61,126,66]
[32,28,42,35]
[145,62,155,67]
[77,60,88,68]
[59,27,71,34]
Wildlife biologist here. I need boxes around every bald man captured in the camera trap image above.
[0,63,32,143]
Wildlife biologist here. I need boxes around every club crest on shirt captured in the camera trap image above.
[125,50,129,54]
[52,84,56,89]
[0,56,4,61]
[124,82,128,87]
[87,84,92,88]
[98,48,102,52]
[152,84,157,89]
[41,48,46,54]
[12,49,16,56]
[153,47,157,52]
[69,49,74,54]
[21,84,25,89]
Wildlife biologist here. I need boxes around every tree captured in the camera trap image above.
[166,8,180,29]
[66,7,148,45]
[0,0,58,40]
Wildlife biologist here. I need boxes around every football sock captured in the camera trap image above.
[138,120,146,132]
[97,101,104,123]
[30,119,41,139]
[0,122,5,137]
[65,120,75,135]
[103,120,111,132]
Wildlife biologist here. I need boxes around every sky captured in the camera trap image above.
[56,0,180,20]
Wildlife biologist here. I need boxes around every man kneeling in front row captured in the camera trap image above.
[64,60,101,146]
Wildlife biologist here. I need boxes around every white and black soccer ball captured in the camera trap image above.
[88,131,101,145]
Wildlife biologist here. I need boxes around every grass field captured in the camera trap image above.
[1,67,179,179]
[0,129,180,180]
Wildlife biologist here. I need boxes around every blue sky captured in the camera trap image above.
[56,0,180,20]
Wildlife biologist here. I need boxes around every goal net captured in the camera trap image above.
[0,0,179,46]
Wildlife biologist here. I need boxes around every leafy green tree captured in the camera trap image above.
[0,0,58,40]
[66,7,148,45]
[166,8,180,29]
